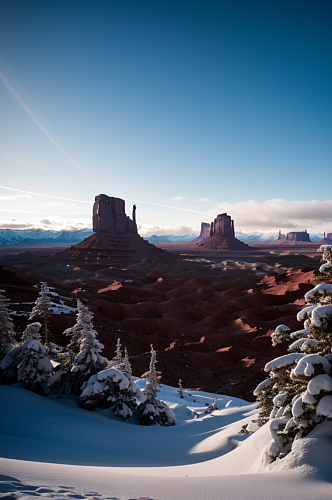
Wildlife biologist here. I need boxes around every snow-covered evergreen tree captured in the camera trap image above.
[316,244,332,282]
[121,347,132,381]
[70,316,108,393]
[17,339,53,393]
[254,249,332,462]
[63,299,93,354]
[109,338,123,368]
[138,345,175,426]
[79,367,144,420]
[21,322,42,342]
[178,378,184,398]
[0,289,16,361]
[1,339,53,393]
[29,282,53,344]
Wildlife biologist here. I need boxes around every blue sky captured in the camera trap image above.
[0,0,331,235]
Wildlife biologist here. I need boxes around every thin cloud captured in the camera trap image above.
[0,222,34,229]
[170,196,187,201]
[194,198,211,203]
[139,224,199,237]
[0,194,32,200]
[43,201,64,207]
[40,218,62,226]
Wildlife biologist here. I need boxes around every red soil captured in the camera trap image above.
[0,249,320,401]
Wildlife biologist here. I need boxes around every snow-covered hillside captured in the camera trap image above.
[1,381,332,500]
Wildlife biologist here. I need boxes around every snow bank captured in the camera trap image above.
[1,384,332,500]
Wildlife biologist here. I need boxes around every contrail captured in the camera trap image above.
[0,185,92,204]
[126,199,206,214]
[0,208,91,215]
[0,186,208,215]
[0,70,95,188]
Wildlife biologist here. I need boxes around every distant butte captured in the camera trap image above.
[192,222,211,243]
[286,230,311,242]
[198,213,250,251]
[56,194,179,266]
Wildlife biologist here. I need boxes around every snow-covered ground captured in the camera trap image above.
[1,381,332,500]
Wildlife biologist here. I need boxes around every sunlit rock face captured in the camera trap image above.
[193,222,211,243]
[286,231,311,242]
[213,213,235,238]
[93,195,137,234]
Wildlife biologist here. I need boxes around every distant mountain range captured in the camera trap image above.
[0,228,94,246]
[144,234,198,244]
[0,228,325,246]
[237,233,324,242]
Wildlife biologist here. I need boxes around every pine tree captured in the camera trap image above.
[79,367,144,420]
[71,316,108,393]
[144,344,160,399]
[17,339,53,394]
[315,244,332,282]
[178,378,184,398]
[63,299,93,354]
[121,347,133,381]
[0,289,16,361]
[254,246,332,462]
[21,322,42,342]
[2,338,53,393]
[109,338,123,368]
[29,282,53,344]
[138,345,175,426]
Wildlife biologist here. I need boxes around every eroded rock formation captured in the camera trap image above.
[286,231,311,242]
[192,222,211,243]
[56,194,178,266]
[93,195,137,233]
[198,213,250,251]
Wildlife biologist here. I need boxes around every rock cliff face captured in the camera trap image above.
[213,213,234,237]
[56,194,178,266]
[198,213,250,251]
[93,195,137,233]
[192,222,211,243]
[286,231,311,242]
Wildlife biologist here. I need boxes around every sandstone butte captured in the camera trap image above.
[56,194,179,266]
[191,222,211,243]
[198,213,251,251]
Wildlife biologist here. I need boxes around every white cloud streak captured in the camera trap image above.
[0,186,207,215]
[194,198,211,203]
[170,196,187,201]
[139,224,198,237]
[0,185,92,204]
